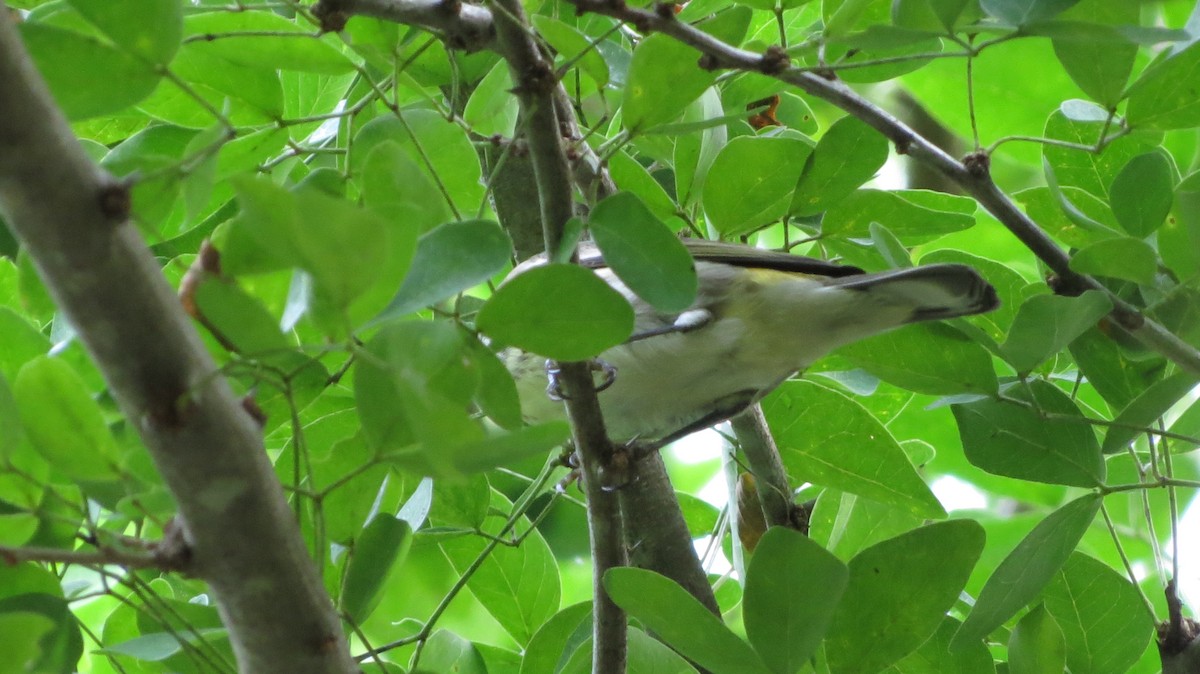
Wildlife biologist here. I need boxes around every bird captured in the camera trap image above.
[503,239,999,447]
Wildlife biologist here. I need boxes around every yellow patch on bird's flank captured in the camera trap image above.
[743,268,819,285]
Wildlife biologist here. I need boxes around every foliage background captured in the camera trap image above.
[2,0,1200,672]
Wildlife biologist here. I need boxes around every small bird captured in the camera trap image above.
[504,239,999,446]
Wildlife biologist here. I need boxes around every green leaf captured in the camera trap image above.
[623,34,718,131]
[441,490,561,645]
[1008,605,1066,674]
[1041,111,1160,200]
[531,16,609,87]
[890,617,997,674]
[790,115,889,216]
[981,0,1081,25]
[838,323,998,395]
[607,150,678,222]
[1163,171,1200,282]
[417,630,487,674]
[1109,152,1175,237]
[340,516,413,624]
[519,602,592,674]
[183,11,354,74]
[192,279,290,355]
[744,528,848,674]
[463,61,519,138]
[1068,237,1157,285]
[1102,371,1198,454]
[478,264,634,361]
[809,490,923,562]
[18,23,160,120]
[1041,553,1153,674]
[384,422,571,477]
[1000,291,1112,373]
[0,308,51,382]
[0,612,55,674]
[952,379,1105,487]
[589,192,697,313]
[604,568,772,674]
[13,357,121,482]
[0,592,83,674]
[764,381,946,519]
[703,136,812,236]
[1127,40,1200,130]
[822,190,976,243]
[952,494,1101,650]
[627,628,699,674]
[1047,1,1138,107]
[1068,326,1164,410]
[376,220,511,323]
[826,520,985,674]
[68,0,182,65]
[361,142,456,234]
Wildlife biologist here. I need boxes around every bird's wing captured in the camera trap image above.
[575,239,865,278]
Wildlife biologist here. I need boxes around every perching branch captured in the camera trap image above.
[0,13,355,674]
[313,0,496,51]
[486,0,628,669]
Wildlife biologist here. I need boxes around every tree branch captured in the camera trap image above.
[0,14,355,674]
[730,405,794,529]
[487,0,628,669]
[313,0,496,51]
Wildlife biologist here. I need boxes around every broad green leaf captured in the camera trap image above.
[703,136,811,236]
[519,602,592,674]
[466,340,524,430]
[889,617,996,674]
[826,520,985,674]
[1048,0,1138,106]
[361,142,455,234]
[1068,326,1165,410]
[463,61,519,138]
[604,567,772,674]
[1109,152,1174,237]
[809,490,923,562]
[183,11,354,74]
[0,612,55,674]
[154,46,283,124]
[0,309,50,382]
[1008,605,1066,674]
[1041,111,1160,200]
[838,323,998,395]
[192,278,290,355]
[869,221,912,268]
[764,381,946,519]
[1042,553,1152,673]
[430,475,490,530]
[98,628,228,662]
[531,16,609,87]
[68,0,182,64]
[1000,291,1112,373]
[952,494,1101,650]
[1163,171,1200,282]
[441,490,560,645]
[607,150,678,222]
[1069,237,1157,285]
[1015,186,1120,249]
[981,0,1081,25]
[0,593,83,674]
[744,528,848,674]
[354,321,481,453]
[623,34,718,131]
[417,630,487,674]
[822,190,976,243]
[1102,372,1198,454]
[627,628,699,674]
[13,357,120,482]
[340,516,413,624]
[590,192,697,313]
[352,112,485,216]
[790,115,889,216]
[1127,40,1200,130]
[376,219,512,323]
[478,264,635,361]
[18,23,160,120]
[383,422,571,477]
[952,379,1105,487]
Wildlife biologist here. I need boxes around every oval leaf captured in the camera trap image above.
[478,264,635,361]
[340,515,413,624]
[703,136,812,236]
[1001,291,1112,374]
[589,192,697,313]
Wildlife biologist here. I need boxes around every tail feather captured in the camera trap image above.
[826,264,999,321]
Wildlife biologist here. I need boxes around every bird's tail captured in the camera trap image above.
[826,264,999,321]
